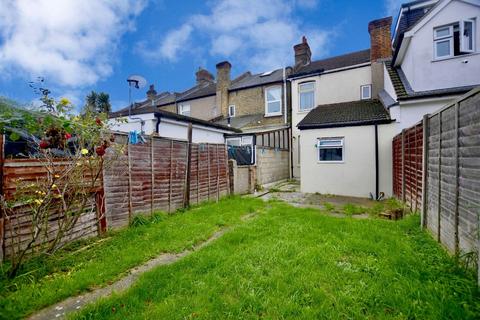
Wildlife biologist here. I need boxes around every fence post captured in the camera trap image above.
[453,103,460,254]
[401,129,406,203]
[127,140,132,223]
[168,140,173,213]
[436,113,442,242]
[184,124,193,208]
[421,114,429,228]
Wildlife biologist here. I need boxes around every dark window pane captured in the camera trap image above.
[319,148,343,161]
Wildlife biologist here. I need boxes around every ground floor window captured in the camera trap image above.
[317,137,344,162]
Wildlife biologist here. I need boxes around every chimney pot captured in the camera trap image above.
[195,67,214,85]
[146,84,157,100]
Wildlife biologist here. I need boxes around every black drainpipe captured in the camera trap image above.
[155,115,161,135]
[374,124,379,200]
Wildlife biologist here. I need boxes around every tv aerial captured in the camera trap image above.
[126,74,148,134]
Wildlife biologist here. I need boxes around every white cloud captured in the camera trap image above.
[385,0,404,17]
[0,0,147,87]
[140,0,332,72]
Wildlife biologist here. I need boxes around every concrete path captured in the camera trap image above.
[27,223,244,320]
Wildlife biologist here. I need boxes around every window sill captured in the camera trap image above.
[432,52,479,63]
[317,161,344,164]
[264,113,283,118]
[297,109,314,114]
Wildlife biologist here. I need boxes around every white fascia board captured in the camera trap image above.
[399,95,458,105]
[160,117,233,134]
[394,36,411,67]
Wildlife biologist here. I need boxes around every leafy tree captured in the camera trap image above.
[82,91,111,114]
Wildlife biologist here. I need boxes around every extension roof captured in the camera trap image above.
[297,99,391,130]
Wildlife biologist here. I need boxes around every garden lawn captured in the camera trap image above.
[73,201,480,320]
[0,197,265,320]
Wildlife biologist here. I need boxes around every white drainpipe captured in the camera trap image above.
[283,67,288,124]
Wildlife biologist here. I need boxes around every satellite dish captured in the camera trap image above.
[127,75,147,89]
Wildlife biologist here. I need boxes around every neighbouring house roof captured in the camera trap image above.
[229,68,285,91]
[213,113,265,130]
[385,61,479,101]
[297,99,392,130]
[289,49,371,78]
[177,81,217,102]
[109,105,240,133]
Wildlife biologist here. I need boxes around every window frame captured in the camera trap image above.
[433,24,454,60]
[179,104,191,116]
[317,137,345,163]
[460,19,475,53]
[298,81,315,112]
[228,104,236,117]
[360,84,372,100]
[264,86,283,117]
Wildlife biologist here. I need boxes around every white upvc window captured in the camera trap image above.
[228,105,236,117]
[265,86,282,116]
[433,19,476,60]
[434,25,454,59]
[361,84,372,100]
[317,137,344,162]
[299,82,315,111]
[179,104,190,116]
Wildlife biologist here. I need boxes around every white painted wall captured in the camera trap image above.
[109,114,228,144]
[383,64,397,100]
[400,0,480,91]
[394,95,460,131]
[299,123,396,198]
[291,65,372,178]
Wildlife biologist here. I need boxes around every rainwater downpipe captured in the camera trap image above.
[155,115,162,135]
[283,67,288,124]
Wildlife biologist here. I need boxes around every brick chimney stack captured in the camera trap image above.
[293,36,311,70]
[146,84,157,101]
[368,17,393,62]
[368,16,392,99]
[216,61,231,117]
[195,67,214,85]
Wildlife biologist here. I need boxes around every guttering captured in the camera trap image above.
[297,119,393,130]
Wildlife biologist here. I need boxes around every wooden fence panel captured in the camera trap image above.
[392,123,423,212]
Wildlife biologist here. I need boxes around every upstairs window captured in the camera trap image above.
[179,104,190,116]
[228,105,236,117]
[265,86,282,116]
[299,82,315,111]
[434,20,476,60]
[361,85,372,100]
[317,137,344,162]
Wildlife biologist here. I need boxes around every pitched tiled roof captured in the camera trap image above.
[177,81,216,102]
[229,69,284,91]
[290,49,371,78]
[385,63,408,98]
[297,99,391,130]
[392,0,438,63]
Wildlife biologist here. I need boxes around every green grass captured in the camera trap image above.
[72,201,479,320]
[0,196,265,320]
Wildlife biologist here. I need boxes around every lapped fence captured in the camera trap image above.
[0,133,229,262]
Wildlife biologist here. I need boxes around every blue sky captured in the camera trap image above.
[0,0,403,111]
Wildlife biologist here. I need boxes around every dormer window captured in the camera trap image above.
[360,85,372,100]
[434,20,476,60]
